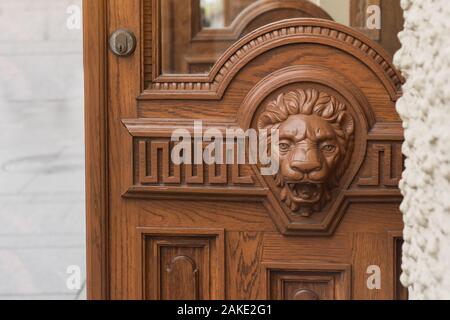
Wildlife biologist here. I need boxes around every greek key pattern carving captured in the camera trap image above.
[136,139,254,186]
[357,142,403,187]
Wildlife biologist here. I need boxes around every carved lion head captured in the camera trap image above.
[258,88,355,216]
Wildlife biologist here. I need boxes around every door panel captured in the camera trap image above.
[264,263,351,300]
[84,0,405,300]
[139,228,225,300]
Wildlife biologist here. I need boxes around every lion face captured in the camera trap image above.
[276,114,342,215]
[258,89,354,217]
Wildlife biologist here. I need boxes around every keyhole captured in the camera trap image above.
[116,33,128,54]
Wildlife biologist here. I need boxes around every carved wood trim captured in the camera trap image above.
[357,143,402,187]
[368,122,404,141]
[141,18,404,101]
[123,118,268,201]
[126,186,268,201]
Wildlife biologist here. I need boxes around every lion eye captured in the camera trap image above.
[279,143,291,152]
[322,144,336,153]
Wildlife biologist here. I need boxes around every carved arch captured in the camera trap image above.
[144,18,404,101]
[236,64,374,232]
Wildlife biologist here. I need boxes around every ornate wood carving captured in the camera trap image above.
[124,63,403,235]
[257,88,355,217]
[263,263,351,300]
[240,65,373,235]
[123,19,405,236]
[138,228,225,300]
[142,18,403,100]
[137,139,254,186]
[125,130,267,200]
[357,142,403,187]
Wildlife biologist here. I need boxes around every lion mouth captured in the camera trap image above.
[286,182,322,203]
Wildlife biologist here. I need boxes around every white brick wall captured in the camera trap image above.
[395,0,450,299]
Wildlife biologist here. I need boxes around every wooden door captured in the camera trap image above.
[84,0,406,300]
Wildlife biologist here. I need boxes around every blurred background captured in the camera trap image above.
[0,0,85,299]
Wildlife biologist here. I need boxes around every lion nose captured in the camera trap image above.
[290,148,321,173]
[290,160,321,172]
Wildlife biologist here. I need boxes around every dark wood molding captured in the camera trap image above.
[83,0,109,300]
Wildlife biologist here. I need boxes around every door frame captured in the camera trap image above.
[83,0,109,300]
